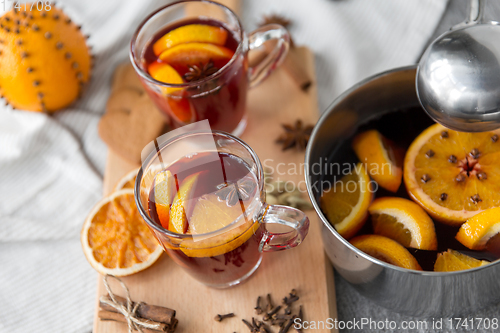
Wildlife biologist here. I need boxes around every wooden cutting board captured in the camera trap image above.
[93,2,337,332]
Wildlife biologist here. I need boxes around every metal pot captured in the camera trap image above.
[304,66,500,317]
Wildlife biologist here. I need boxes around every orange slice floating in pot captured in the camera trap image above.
[456,207,500,250]
[320,163,373,240]
[434,249,489,272]
[404,123,500,226]
[352,130,403,193]
[350,234,422,270]
[369,197,437,250]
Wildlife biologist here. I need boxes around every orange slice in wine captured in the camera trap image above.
[148,62,194,123]
[154,170,175,229]
[189,193,245,234]
[169,172,201,234]
[166,96,195,124]
[148,62,184,94]
[158,43,234,70]
[153,24,228,56]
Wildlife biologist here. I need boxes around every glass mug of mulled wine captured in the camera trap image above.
[135,130,309,288]
[130,0,290,136]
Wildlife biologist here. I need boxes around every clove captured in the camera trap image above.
[283,295,299,306]
[214,313,235,322]
[252,317,261,329]
[271,318,287,326]
[266,294,274,312]
[263,305,282,321]
[273,314,294,320]
[259,323,272,333]
[284,306,292,315]
[255,296,264,315]
[242,319,256,332]
[279,316,297,333]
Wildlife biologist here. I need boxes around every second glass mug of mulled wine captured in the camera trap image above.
[135,130,309,288]
[130,0,290,136]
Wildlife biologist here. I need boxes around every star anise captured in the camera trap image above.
[183,60,219,82]
[215,177,257,207]
[276,120,314,151]
[259,14,291,28]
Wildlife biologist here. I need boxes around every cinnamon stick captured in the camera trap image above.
[99,294,176,325]
[99,310,171,332]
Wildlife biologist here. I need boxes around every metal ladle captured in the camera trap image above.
[417,0,500,132]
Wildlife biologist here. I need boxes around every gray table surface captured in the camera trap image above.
[335,1,500,332]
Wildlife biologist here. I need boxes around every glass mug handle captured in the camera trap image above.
[248,24,290,88]
[259,205,310,252]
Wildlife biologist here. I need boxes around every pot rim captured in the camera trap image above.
[304,65,498,276]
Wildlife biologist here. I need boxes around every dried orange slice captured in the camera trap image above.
[153,24,228,56]
[352,130,403,192]
[113,167,140,192]
[158,43,234,69]
[369,197,437,250]
[169,173,201,234]
[81,189,162,276]
[320,163,373,239]
[154,170,175,229]
[404,124,500,225]
[350,234,422,270]
[148,62,184,94]
[434,249,489,272]
[456,207,500,250]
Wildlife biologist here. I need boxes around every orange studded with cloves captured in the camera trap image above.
[0,5,92,112]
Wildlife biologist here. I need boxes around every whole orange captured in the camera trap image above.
[0,4,92,112]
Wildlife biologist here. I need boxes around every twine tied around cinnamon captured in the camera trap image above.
[100,275,162,333]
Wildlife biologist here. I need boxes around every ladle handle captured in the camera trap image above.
[467,0,485,24]
[452,0,485,30]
